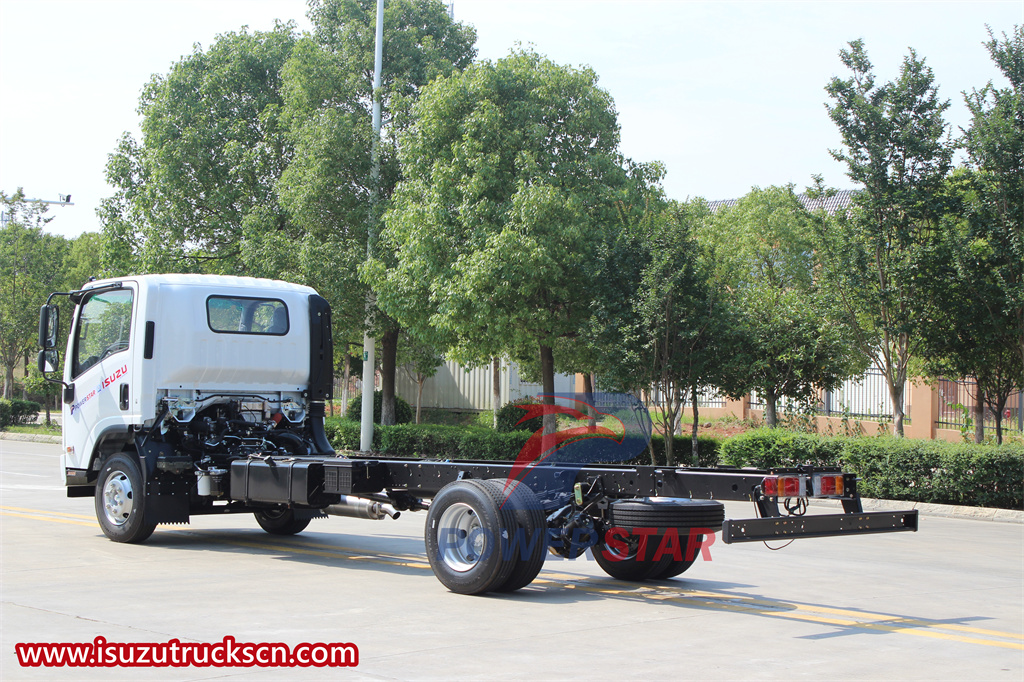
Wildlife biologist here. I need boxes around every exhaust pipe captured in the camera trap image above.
[324,495,400,521]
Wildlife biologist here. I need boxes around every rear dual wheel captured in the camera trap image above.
[424,479,547,594]
[254,508,311,535]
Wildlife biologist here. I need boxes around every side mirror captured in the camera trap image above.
[37,349,59,374]
[38,305,60,350]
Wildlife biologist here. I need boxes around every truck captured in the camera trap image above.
[37,274,918,594]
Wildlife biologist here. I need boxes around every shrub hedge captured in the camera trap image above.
[323,418,1022,509]
[325,417,723,465]
[346,391,413,425]
[721,428,1023,509]
[0,399,42,429]
[494,397,544,433]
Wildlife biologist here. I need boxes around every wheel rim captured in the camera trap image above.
[437,502,487,573]
[600,538,640,562]
[101,471,134,527]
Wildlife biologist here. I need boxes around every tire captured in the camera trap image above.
[606,497,725,532]
[593,498,724,582]
[648,532,706,580]
[424,480,518,595]
[254,508,311,535]
[592,529,673,581]
[484,480,547,592]
[95,453,156,543]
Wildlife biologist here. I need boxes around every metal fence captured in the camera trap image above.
[936,379,1024,433]
[821,368,907,421]
[645,386,725,409]
[748,369,908,421]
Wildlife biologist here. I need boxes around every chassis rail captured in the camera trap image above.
[224,454,920,545]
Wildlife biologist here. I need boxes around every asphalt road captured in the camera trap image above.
[2,438,1022,681]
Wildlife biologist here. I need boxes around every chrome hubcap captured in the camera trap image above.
[101,471,134,527]
[437,503,488,572]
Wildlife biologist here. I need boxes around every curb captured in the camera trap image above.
[1,432,62,444]
[2,434,1020,523]
[808,497,1023,524]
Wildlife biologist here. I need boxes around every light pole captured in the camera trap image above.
[359,0,385,453]
[0,194,72,227]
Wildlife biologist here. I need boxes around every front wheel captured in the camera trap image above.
[254,508,311,535]
[95,453,156,543]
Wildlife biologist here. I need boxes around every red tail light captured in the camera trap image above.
[812,474,845,497]
[761,475,806,498]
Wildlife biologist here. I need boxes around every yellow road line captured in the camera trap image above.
[1,505,95,520]
[0,511,96,527]
[3,506,1021,650]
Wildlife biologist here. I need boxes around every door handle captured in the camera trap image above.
[119,383,129,410]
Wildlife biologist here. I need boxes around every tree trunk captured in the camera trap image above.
[974,391,985,444]
[887,377,906,437]
[492,357,501,429]
[3,365,13,399]
[379,327,399,426]
[539,343,556,436]
[583,372,597,431]
[662,387,676,467]
[416,377,424,424]
[342,352,351,418]
[765,391,778,428]
[690,384,700,467]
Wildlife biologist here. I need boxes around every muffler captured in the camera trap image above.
[324,495,400,521]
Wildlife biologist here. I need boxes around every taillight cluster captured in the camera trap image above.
[761,473,845,498]
[813,474,845,497]
[761,475,805,498]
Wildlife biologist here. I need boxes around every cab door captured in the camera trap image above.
[62,285,137,471]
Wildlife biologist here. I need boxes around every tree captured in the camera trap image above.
[374,49,627,435]
[280,0,476,425]
[822,41,954,436]
[0,190,66,398]
[917,25,1023,444]
[598,198,729,465]
[64,232,103,288]
[99,23,300,276]
[962,26,1024,383]
[708,185,864,428]
[398,330,444,424]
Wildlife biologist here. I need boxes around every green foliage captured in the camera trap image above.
[706,185,865,428]
[100,23,301,276]
[280,0,477,344]
[324,417,530,460]
[323,416,723,465]
[494,397,544,433]
[821,40,955,436]
[374,47,628,411]
[722,429,1023,509]
[347,390,413,425]
[0,398,42,429]
[720,428,842,468]
[0,190,67,398]
[597,196,729,465]
[915,27,1024,444]
[642,434,722,467]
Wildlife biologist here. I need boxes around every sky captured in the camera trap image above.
[0,0,1019,239]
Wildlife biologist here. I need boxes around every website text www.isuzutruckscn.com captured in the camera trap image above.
[15,636,358,668]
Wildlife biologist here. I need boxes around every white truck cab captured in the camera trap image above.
[39,274,337,540]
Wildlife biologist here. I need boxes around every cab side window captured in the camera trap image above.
[73,289,134,378]
[207,296,289,335]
